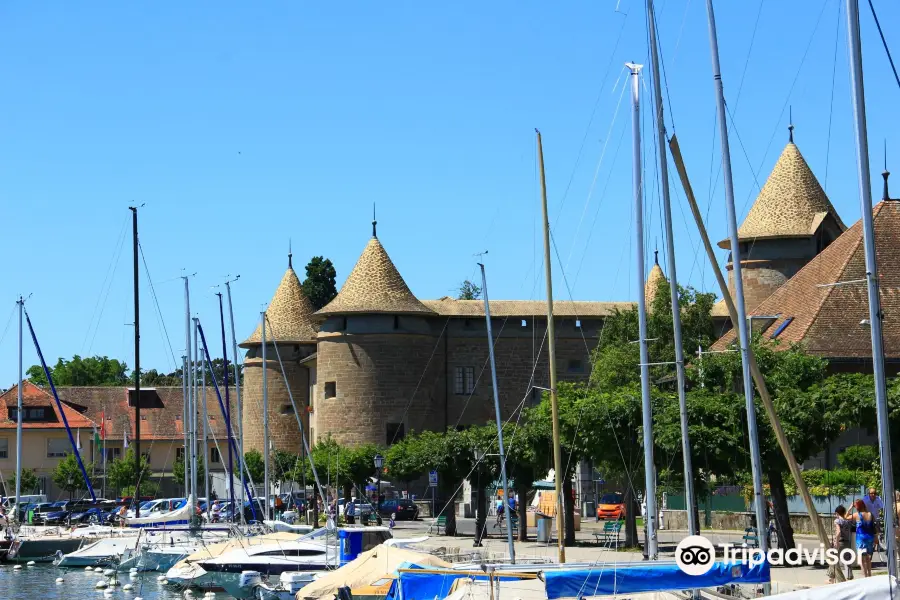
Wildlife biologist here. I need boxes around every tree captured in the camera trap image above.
[27,355,129,387]
[52,453,94,499]
[106,448,152,495]
[244,449,265,485]
[301,256,337,310]
[457,280,482,300]
[173,455,206,492]
[344,444,381,503]
[7,468,40,496]
[838,445,879,472]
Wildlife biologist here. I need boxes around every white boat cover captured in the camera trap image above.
[765,576,897,600]
[125,495,194,528]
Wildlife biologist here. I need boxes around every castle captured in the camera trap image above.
[240,131,900,454]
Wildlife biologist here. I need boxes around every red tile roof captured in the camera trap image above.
[0,381,96,429]
[711,200,900,359]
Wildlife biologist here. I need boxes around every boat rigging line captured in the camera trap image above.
[865,0,900,92]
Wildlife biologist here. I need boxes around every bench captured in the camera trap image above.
[743,527,760,548]
[593,520,623,548]
[429,515,448,535]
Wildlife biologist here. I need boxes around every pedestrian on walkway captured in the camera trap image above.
[827,505,854,584]
[851,499,877,577]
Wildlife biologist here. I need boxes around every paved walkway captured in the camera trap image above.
[388,517,884,589]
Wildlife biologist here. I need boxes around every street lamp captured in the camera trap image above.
[373,454,384,525]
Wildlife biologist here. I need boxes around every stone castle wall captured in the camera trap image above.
[313,332,446,446]
[241,343,313,455]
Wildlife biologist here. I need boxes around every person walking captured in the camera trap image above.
[345,499,356,525]
[827,505,854,583]
[863,488,884,519]
[851,499,878,577]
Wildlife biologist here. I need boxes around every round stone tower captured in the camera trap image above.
[240,254,318,455]
[718,134,845,311]
[311,222,442,447]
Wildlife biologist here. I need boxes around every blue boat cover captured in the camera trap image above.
[397,570,526,600]
[544,561,770,598]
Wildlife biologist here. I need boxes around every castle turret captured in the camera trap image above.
[240,255,318,455]
[718,135,845,310]
[311,223,440,447]
[645,251,666,309]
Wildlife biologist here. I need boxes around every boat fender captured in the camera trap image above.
[96,580,109,589]
[56,577,64,583]
[123,583,134,591]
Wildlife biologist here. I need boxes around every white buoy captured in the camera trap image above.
[123,583,134,591]
[96,580,109,589]
[160,579,168,585]
[85,566,94,571]
[109,579,121,587]
[103,568,115,577]
[56,577,64,583]
[12,564,22,570]
[104,589,115,597]
[135,597,143,600]
[26,560,35,566]
[129,568,138,574]
[157,575,166,582]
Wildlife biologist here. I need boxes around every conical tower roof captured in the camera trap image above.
[645,252,666,308]
[316,236,434,317]
[711,198,900,358]
[241,262,318,346]
[719,142,845,249]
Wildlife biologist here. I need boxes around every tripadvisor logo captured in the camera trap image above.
[675,535,857,575]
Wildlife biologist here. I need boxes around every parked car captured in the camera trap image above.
[596,492,625,520]
[41,501,71,525]
[69,507,111,524]
[378,499,419,520]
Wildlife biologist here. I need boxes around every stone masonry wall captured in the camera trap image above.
[314,332,446,446]
[242,344,312,455]
[728,258,807,312]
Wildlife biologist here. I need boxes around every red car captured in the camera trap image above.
[596,493,625,520]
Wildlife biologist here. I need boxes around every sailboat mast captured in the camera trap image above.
[192,317,200,510]
[704,0,767,555]
[536,129,565,563]
[15,297,23,511]
[646,0,697,537]
[130,206,142,518]
[628,63,659,560]
[198,317,209,506]
[261,311,271,522]
[183,277,192,497]
[478,263,516,563]
[217,294,235,513]
[845,0,896,578]
[225,279,246,524]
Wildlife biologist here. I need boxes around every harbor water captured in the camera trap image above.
[0,563,192,600]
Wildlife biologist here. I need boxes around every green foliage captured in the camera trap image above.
[106,448,152,493]
[272,450,300,484]
[27,355,129,387]
[173,454,205,486]
[301,256,338,310]
[770,469,877,498]
[7,468,40,495]
[244,449,265,485]
[344,444,381,495]
[457,280,482,300]
[52,453,93,495]
[121,481,160,498]
[838,445,879,472]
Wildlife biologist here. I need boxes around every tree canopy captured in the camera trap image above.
[106,448,152,494]
[52,453,94,497]
[27,355,129,387]
[457,280,482,300]
[301,256,338,310]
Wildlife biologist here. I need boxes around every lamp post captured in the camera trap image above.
[473,449,485,547]
[67,475,74,502]
[374,454,384,525]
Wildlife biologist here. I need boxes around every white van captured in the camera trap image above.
[3,493,47,508]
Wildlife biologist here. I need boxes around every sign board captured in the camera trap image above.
[428,470,438,487]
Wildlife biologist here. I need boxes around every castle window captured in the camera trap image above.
[575,319,582,328]
[454,367,475,395]
[386,422,406,445]
[324,382,336,399]
[0,438,7,459]
[521,319,527,327]
[210,447,221,464]
[340,317,348,331]
[280,404,293,415]
[176,447,184,461]
[567,359,584,374]
[393,315,400,330]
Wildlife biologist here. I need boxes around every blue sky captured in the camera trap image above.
[1,0,898,383]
